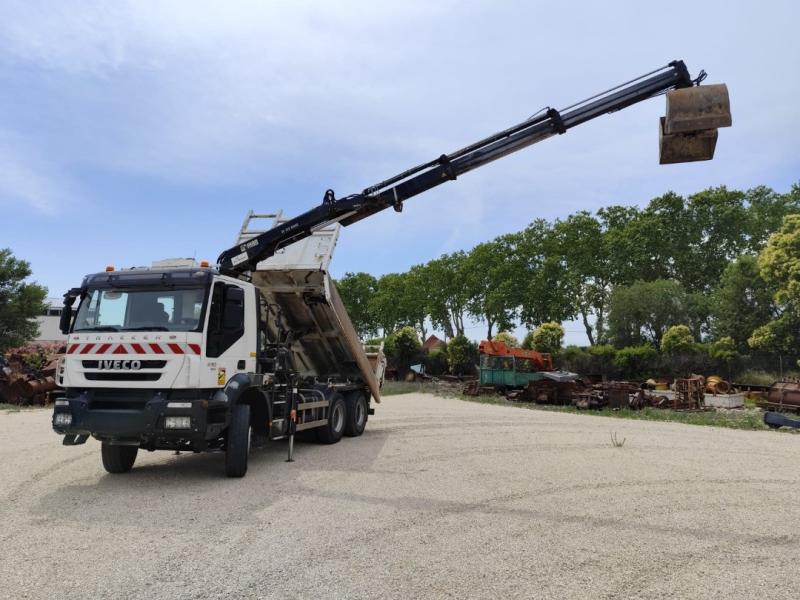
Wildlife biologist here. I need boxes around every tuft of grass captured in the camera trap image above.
[610,432,626,447]
[452,393,797,433]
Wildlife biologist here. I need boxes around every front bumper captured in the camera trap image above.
[52,388,227,450]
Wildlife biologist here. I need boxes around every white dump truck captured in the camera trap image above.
[53,60,730,476]
[54,216,385,476]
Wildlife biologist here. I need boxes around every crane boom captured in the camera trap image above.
[218,60,698,275]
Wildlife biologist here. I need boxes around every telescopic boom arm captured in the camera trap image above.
[218,60,698,275]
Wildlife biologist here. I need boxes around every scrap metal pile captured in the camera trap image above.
[0,343,63,405]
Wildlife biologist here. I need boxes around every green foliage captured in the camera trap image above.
[492,331,519,348]
[708,336,738,363]
[336,272,378,339]
[530,321,564,354]
[608,280,689,349]
[613,344,658,379]
[661,325,694,355]
[0,249,48,353]
[464,237,519,338]
[326,185,800,372]
[711,255,776,350]
[424,348,449,376]
[384,326,421,372]
[447,334,478,376]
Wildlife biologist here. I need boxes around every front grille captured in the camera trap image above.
[90,399,149,410]
[82,360,167,369]
[85,373,162,382]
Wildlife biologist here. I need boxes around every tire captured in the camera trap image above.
[344,391,368,437]
[317,394,346,444]
[225,403,251,478]
[101,443,138,474]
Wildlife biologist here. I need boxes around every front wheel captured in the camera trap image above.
[101,443,138,474]
[225,403,251,478]
[344,392,368,437]
[317,395,346,444]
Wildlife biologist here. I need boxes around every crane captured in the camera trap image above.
[217,60,730,276]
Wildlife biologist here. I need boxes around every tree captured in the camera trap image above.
[517,220,579,329]
[384,326,421,373]
[336,272,378,339]
[370,273,409,335]
[749,213,800,353]
[492,331,518,348]
[607,279,690,349]
[530,322,564,355]
[550,212,613,345]
[464,236,519,338]
[447,334,478,376]
[711,256,776,350]
[425,252,469,337]
[0,249,48,353]
[661,325,694,355]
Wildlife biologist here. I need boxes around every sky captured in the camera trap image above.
[1,0,798,345]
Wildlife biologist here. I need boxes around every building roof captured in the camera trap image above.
[422,334,446,351]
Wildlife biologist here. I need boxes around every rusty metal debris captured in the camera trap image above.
[0,343,63,405]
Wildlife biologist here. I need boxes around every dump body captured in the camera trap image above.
[237,214,383,402]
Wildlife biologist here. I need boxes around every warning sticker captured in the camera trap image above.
[217,368,226,385]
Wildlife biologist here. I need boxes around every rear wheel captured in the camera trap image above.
[317,395,346,444]
[101,443,138,474]
[225,403,251,478]
[344,391,368,437]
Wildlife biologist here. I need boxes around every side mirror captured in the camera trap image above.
[222,287,244,330]
[59,305,73,334]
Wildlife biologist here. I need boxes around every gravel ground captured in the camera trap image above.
[2,393,800,600]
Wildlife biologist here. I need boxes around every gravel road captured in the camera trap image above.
[2,394,799,599]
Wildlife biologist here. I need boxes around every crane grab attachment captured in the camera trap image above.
[218,60,731,275]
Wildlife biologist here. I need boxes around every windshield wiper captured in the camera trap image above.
[74,326,120,332]
[122,326,170,331]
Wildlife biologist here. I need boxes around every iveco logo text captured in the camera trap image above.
[99,360,142,370]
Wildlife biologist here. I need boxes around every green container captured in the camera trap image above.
[479,355,546,388]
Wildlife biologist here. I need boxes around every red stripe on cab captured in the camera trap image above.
[188,343,201,355]
[80,344,95,354]
[97,343,112,354]
[168,343,184,354]
[130,343,146,354]
[149,343,164,354]
[67,344,79,354]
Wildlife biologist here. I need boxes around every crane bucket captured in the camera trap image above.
[659,117,718,164]
[664,83,732,134]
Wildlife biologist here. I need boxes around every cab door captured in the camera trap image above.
[204,281,254,387]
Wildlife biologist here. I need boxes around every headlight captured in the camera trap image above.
[54,413,72,427]
[164,416,191,430]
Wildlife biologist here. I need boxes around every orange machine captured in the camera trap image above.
[478,340,553,372]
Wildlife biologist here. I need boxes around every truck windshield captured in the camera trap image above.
[73,287,207,332]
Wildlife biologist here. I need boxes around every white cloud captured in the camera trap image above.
[0,135,74,214]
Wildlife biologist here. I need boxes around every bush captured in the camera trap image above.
[661,325,694,354]
[447,335,478,376]
[492,331,519,348]
[384,327,421,372]
[529,322,564,355]
[424,348,449,376]
[613,344,658,379]
[560,345,590,374]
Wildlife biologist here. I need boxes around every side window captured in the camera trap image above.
[206,283,245,358]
